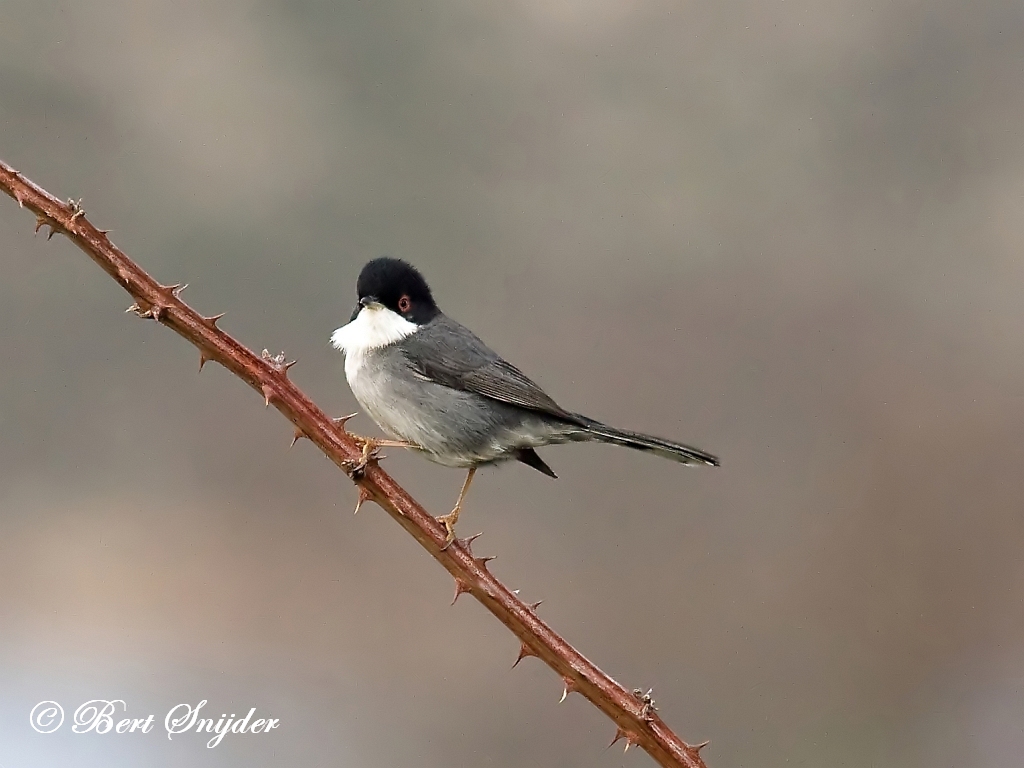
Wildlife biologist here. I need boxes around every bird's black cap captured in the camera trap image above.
[356,257,439,325]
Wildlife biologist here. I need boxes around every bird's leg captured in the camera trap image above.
[438,467,476,550]
[349,437,420,474]
[334,414,419,475]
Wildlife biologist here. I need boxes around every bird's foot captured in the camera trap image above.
[438,468,477,551]
[344,435,383,478]
[334,415,419,477]
[335,415,383,476]
[437,506,462,550]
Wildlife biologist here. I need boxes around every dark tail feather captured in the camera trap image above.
[574,416,720,467]
[515,447,558,478]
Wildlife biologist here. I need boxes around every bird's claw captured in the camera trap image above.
[332,414,373,476]
[437,510,460,550]
[343,436,382,478]
[334,418,418,478]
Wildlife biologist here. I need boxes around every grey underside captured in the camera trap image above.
[347,314,719,469]
[350,340,585,468]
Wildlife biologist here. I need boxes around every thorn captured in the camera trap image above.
[451,578,471,605]
[290,427,306,447]
[693,740,710,753]
[558,676,577,703]
[204,312,226,327]
[262,384,275,407]
[161,283,188,298]
[258,350,296,375]
[261,349,290,372]
[474,555,496,569]
[34,214,57,239]
[67,198,84,222]
[529,600,543,611]
[260,349,298,377]
[97,228,111,235]
[13,190,23,208]
[150,303,166,321]
[609,727,629,748]
[353,485,373,515]
[632,687,658,720]
[458,531,483,553]
[126,301,156,319]
[199,351,209,372]
[512,642,537,668]
[333,413,359,430]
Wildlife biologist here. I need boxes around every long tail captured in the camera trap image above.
[572,415,720,467]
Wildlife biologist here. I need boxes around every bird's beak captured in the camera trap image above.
[350,295,380,322]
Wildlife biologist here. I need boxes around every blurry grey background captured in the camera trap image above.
[2,0,1023,766]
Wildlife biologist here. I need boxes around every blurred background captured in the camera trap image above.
[2,1,1023,765]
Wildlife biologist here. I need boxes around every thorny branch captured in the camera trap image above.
[0,158,710,768]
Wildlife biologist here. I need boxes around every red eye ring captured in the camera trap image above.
[398,295,411,313]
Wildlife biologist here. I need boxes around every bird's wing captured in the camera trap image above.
[398,315,579,422]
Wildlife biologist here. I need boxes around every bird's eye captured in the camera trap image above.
[398,295,411,313]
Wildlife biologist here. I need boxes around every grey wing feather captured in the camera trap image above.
[462,359,568,415]
[398,315,579,422]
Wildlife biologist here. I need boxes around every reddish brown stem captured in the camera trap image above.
[0,158,709,768]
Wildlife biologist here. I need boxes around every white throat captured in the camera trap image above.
[331,306,418,357]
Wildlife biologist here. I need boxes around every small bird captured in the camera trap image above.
[331,257,718,547]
